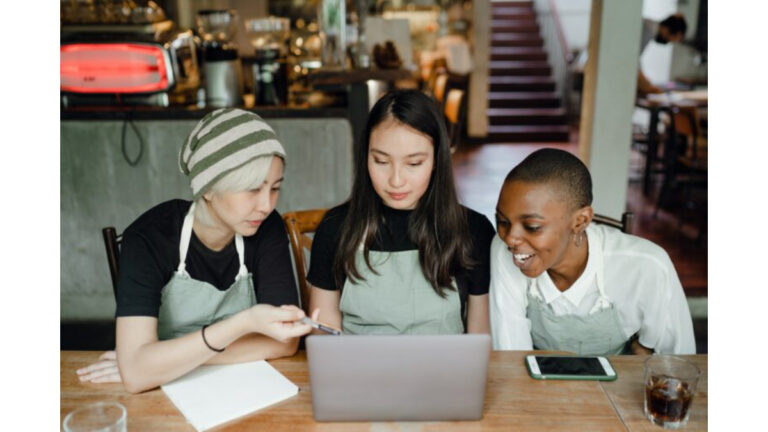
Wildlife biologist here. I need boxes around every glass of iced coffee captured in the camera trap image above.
[643,355,700,429]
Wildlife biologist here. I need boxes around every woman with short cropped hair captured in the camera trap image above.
[490,148,695,355]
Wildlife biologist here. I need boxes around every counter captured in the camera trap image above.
[61,105,348,121]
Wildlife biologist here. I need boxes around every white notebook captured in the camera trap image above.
[161,361,299,431]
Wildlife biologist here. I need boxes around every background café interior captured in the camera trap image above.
[60,0,708,358]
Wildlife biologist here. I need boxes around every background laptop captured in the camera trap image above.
[306,334,491,422]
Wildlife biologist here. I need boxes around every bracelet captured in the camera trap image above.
[201,324,225,353]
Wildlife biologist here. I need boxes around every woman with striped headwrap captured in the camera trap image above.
[77,109,317,393]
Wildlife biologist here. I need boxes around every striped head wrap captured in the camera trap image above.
[179,108,286,200]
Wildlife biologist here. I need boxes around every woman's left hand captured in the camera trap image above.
[630,339,654,355]
[77,351,122,383]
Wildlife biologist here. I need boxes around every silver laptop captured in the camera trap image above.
[306,334,491,422]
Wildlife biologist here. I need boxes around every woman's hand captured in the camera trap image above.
[630,338,654,355]
[76,351,122,383]
[246,304,316,342]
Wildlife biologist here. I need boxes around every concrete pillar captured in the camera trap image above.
[578,0,642,218]
[468,0,490,137]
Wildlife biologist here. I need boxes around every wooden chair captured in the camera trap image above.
[433,73,449,105]
[592,212,634,235]
[282,209,328,314]
[102,227,122,298]
[423,57,447,95]
[444,89,466,152]
[670,104,707,165]
[655,104,708,237]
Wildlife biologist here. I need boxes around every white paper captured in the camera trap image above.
[161,361,298,431]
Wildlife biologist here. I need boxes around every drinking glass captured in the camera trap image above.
[63,401,126,432]
[643,355,700,429]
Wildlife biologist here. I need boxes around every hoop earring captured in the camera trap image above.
[574,231,584,247]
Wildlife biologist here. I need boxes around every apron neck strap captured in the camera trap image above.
[177,202,196,276]
[177,201,248,278]
[587,228,611,314]
[235,233,247,278]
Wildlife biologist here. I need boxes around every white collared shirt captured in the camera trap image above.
[640,18,659,54]
[489,224,696,354]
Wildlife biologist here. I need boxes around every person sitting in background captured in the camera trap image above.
[637,13,687,95]
[308,90,495,335]
[77,109,316,393]
[490,148,695,355]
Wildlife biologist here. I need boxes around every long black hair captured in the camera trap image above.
[332,89,473,297]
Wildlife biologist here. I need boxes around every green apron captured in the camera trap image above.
[157,202,257,340]
[525,232,628,356]
[339,248,464,335]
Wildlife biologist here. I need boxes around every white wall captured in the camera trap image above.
[553,0,592,51]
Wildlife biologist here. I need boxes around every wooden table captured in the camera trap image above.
[601,355,707,431]
[61,351,707,431]
[636,90,708,196]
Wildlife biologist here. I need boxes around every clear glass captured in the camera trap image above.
[63,401,127,432]
[643,355,700,429]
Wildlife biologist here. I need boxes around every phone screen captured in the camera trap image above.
[535,356,608,376]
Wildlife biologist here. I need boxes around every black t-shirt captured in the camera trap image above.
[115,199,298,317]
[306,203,495,297]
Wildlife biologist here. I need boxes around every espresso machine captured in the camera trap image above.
[197,9,243,107]
[245,17,290,106]
[60,1,200,107]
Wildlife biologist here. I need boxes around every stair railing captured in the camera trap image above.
[534,0,573,121]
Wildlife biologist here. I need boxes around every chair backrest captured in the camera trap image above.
[102,227,122,298]
[424,57,447,93]
[444,89,465,150]
[671,105,705,161]
[434,74,449,104]
[444,89,464,124]
[282,209,328,314]
[592,212,634,235]
[671,105,700,137]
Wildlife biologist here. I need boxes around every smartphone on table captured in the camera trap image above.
[525,355,617,381]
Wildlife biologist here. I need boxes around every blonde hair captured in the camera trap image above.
[194,155,282,226]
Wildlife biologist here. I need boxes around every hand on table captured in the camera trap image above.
[77,350,122,383]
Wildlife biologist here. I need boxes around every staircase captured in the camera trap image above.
[487,0,569,142]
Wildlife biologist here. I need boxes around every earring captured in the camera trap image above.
[574,231,584,247]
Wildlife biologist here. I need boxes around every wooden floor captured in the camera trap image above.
[451,140,708,298]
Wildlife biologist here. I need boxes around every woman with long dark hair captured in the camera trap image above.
[307,90,495,334]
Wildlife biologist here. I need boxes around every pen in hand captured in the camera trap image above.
[301,317,342,335]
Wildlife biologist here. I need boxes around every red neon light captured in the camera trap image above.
[60,43,171,93]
